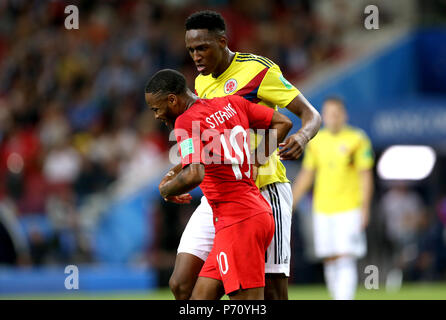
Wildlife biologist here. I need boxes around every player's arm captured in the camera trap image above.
[256,66,321,160]
[278,94,321,160]
[236,95,292,166]
[291,141,317,209]
[159,163,205,199]
[355,133,375,229]
[160,115,205,200]
[159,163,192,204]
[291,168,315,210]
[359,169,374,230]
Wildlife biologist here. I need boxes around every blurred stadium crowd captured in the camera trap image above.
[0,0,350,266]
[0,0,445,288]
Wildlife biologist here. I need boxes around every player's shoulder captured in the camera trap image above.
[209,95,245,112]
[313,128,330,140]
[224,94,243,103]
[175,110,192,128]
[344,125,370,141]
[306,129,325,149]
[234,52,278,70]
[175,102,205,126]
[204,95,230,105]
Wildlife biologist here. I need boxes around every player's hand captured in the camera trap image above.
[159,170,177,199]
[164,193,193,204]
[278,132,309,160]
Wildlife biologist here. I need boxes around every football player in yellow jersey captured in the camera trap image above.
[292,97,374,300]
[164,11,320,300]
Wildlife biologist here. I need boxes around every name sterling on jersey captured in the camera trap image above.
[205,103,237,129]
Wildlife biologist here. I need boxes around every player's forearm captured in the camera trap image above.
[270,111,293,149]
[277,95,320,161]
[168,163,183,179]
[159,164,204,198]
[171,163,183,175]
[360,170,374,212]
[286,94,321,142]
[292,169,315,209]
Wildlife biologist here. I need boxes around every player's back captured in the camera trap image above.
[174,95,273,231]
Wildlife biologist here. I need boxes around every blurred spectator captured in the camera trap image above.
[43,139,81,187]
[379,183,426,288]
[0,200,31,266]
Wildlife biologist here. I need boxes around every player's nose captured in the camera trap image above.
[192,52,202,62]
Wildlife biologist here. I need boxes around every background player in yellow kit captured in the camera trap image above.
[166,11,321,300]
[292,97,374,300]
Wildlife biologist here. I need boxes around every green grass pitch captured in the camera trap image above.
[2,283,446,300]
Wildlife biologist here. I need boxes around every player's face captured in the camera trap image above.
[322,101,347,133]
[185,29,225,75]
[145,92,176,127]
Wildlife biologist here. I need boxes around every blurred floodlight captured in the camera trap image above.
[377,145,436,180]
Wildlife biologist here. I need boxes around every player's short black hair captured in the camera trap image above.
[145,69,187,96]
[185,10,226,34]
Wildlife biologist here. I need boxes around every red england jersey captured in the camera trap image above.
[174,95,274,232]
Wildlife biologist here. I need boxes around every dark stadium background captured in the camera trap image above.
[0,0,446,299]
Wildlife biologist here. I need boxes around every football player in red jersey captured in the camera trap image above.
[145,69,292,300]
[167,11,321,301]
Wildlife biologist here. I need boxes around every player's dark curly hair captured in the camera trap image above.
[145,69,187,95]
[185,10,226,33]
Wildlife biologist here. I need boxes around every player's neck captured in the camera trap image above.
[212,49,235,78]
[183,92,199,111]
[328,126,344,135]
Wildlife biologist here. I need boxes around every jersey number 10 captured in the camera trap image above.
[220,125,251,180]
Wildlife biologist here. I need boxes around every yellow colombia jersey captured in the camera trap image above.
[195,52,300,189]
[302,126,374,214]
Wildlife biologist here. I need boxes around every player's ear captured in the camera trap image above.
[217,34,227,49]
[167,93,177,106]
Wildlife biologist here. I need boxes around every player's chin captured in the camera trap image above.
[161,119,173,128]
[197,65,212,75]
[199,69,211,76]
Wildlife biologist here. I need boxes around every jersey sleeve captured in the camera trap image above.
[231,95,274,130]
[257,65,301,108]
[174,114,203,168]
[354,131,374,170]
